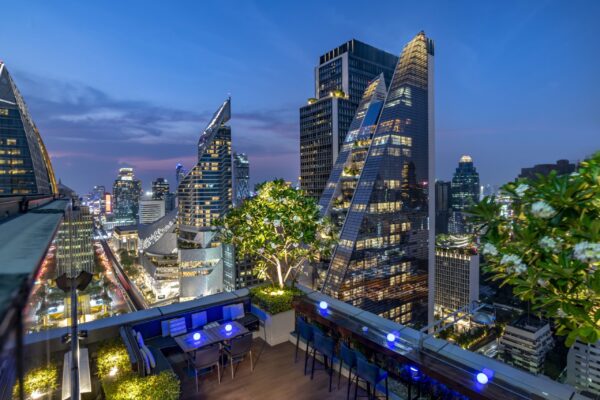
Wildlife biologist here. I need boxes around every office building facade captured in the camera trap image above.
[499,315,554,375]
[320,32,435,327]
[55,205,94,278]
[300,40,398,200]
[567,340,600,397]
[139,198,165,224]
[518,159,576,181]
[151,177,170,200]
[435,180,451,234]
[112,167,141,223]
[0,62,57,197]
[177,98,233,299]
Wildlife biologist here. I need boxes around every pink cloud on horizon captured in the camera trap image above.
[117,155,197,172]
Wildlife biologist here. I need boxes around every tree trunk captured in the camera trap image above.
[276,259,285,289]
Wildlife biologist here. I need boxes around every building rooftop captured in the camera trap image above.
[509,315,550,333]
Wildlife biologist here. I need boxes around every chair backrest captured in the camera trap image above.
[340,343,357,368]
[356,357,380,383]
[223,303,245,321]
[191,311,208,329]
[169,317,187,337]
[228,333,253,358]
[297,319,314,342]
[313,331,335,357]
[194,344,220,369]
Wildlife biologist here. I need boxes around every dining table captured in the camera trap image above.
[175,320,249,353]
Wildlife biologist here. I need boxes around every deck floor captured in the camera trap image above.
[173,338,365,400]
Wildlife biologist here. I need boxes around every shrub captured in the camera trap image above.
[250,285,303,314]
[13,362,58,399]
[96,339,131,379]
[102,371,180,400]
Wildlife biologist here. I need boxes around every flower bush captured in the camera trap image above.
[470,152,600,346]
[217,179,337,288]
[250,285,303,314]
[13,362,59,399]
[96,339,131,379]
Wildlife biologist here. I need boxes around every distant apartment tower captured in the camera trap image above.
[435,180,451,234]
[518,159,576,180]
[232,152,250,206]
[299,39,398,200]
[320,32,435,327]
[434,235,479,317]
[0,61,57,196]
[139,198,165,224]
[113,168,141,223]
[449,155,480,234]
[499,315,554,375]
[177,98,232,299]
[567,340,600,397]
[56,205,94,278]
[175,163,187,186]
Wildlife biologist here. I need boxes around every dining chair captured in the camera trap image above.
[223,332,253,379]
[191,343,221,392]
[354,357,388,400]
[338,343,357,399]
[310,331,336,392]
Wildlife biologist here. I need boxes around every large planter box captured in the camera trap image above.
[250,304,295,346]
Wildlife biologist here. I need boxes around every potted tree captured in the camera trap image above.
[470,152,600,346]
[217,179,336,345]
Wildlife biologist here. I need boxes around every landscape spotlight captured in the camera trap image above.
[476,372,489,385]
[386,333,396,342]
[319,301,328,310]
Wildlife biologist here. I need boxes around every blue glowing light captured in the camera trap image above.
[319,301,328,310]
[362,326,369,332]
[409,366,418,373]
[193,332,201,341]
[386,333,396,342]
[476,372,489,384]
[225,323,233,332]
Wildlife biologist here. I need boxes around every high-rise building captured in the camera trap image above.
[499,315,554,375]
[232,152,250,206]
[300,39,398,200]
[449,155,479,234]
[55,204,94,278]
[320,32,435,327]
[139,198,165,224]
[0,62,57,197]
[435,180,451,234]
[567,340,600,397]
[151,178,170,200]
[434,235,479,318]
[112,168,142,223]
[175,163,187,186]
[177,98,232,299]
[518,159,576,181]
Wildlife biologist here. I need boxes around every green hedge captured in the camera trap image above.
[13,362,58,398]
[102,370,180,400]
[250,285,303,315]
[96,339,131,379]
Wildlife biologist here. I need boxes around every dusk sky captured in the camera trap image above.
[1,0,599,195]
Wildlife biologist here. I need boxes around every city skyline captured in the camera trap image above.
[1,1,599,196]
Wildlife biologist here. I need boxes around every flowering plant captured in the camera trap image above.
[470,152,600,346]
[217,179,336,289]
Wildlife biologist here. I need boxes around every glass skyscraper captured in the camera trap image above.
[232,152,250,206]
[0,62,57,197]
[449,155,479,234]
[300,40,398,200]
[177,98,232,299]
[112,167,142,222]
[320,32,435,327]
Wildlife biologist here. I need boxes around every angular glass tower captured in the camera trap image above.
[177,98,232,299]
[0,62,57,196]
[449,155,479,234]
[320,32,435,327]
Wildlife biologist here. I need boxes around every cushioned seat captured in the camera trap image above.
[145,335,178,350]
[148,346,174,374]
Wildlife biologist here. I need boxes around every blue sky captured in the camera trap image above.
[1,0,599,194]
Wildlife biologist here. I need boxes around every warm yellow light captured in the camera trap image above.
[31,391,43,399]
[109,366,118,377]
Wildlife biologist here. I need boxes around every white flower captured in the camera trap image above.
[481,243,498,256]
[292,243,299,248]
[537,278,549,287]
[531,201,556,219]
[270,242,277,249]
[573,242,600,264]
[570,172,580,177]
[273,219,281,227]
[515,184,529,197]
[263,218,269,224]
[556,308,567,318]
[500,254,527,275]
[292,215,301,223]
[257,248,264,254]
[317,205,324,210]
[514,264,527,274]
[539,236,559,252]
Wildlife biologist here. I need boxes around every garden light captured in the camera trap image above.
[225,323,233,332]
[319,301,328,310]
[193,332,201,341]
[386,333,396,342]
[476,372,489,384]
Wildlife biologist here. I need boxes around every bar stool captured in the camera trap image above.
[310,331,336,392]
[294,317,315,375]
[337,343,357,399]
[354,357,388,400]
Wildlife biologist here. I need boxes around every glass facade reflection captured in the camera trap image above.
[321,32,434,327]
[0,62,57,196]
